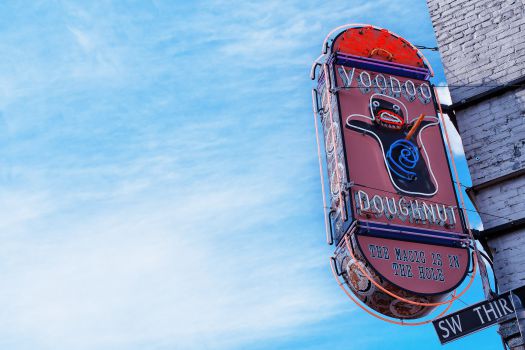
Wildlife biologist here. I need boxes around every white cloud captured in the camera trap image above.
[0,1,471,349]
[474,221,484,231]
[68,27,95,52]
[0,178,345,350]
[441,113,466,157]
[435,84,465,156]
[0,72,345,349]
[435,84,453,105]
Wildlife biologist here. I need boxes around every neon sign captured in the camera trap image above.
[355,190,457,227]
[312,25,472,320]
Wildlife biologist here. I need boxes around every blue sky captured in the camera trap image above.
[0,1,500,349]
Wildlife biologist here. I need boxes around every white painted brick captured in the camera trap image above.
[473,175,525,228]
[427,5,525,316]
[488,225,525,291]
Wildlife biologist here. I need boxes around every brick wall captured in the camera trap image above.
[473,175,525,228]
[427,0,525,344]
[487,226,525,291]
[458,90,525,186]
[428,0,525,100]
[427,0,525,230]
[428,1,525,346]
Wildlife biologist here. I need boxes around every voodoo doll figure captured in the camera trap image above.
[345,94,439,197]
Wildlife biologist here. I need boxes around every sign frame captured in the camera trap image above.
[323,50,472,295]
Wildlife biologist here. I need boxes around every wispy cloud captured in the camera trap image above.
[0,187,343,350]
[436,85,465,156]
[0,0,497,349]
[435,85,453,106]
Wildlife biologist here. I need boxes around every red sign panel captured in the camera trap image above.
[317,26,469,295]
[314,25,471,300]
[331,65,470,294]
[356,235,469,295]
[336,67,463,235]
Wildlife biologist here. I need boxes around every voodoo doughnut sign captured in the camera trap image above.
[312,25,471,319]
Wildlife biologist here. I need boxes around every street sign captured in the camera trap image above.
[433,286,525,344]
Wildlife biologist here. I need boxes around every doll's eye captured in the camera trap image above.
[372,101,380,108]
[393,104,400,112]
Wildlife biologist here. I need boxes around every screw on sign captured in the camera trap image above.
[311,24,478,323]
